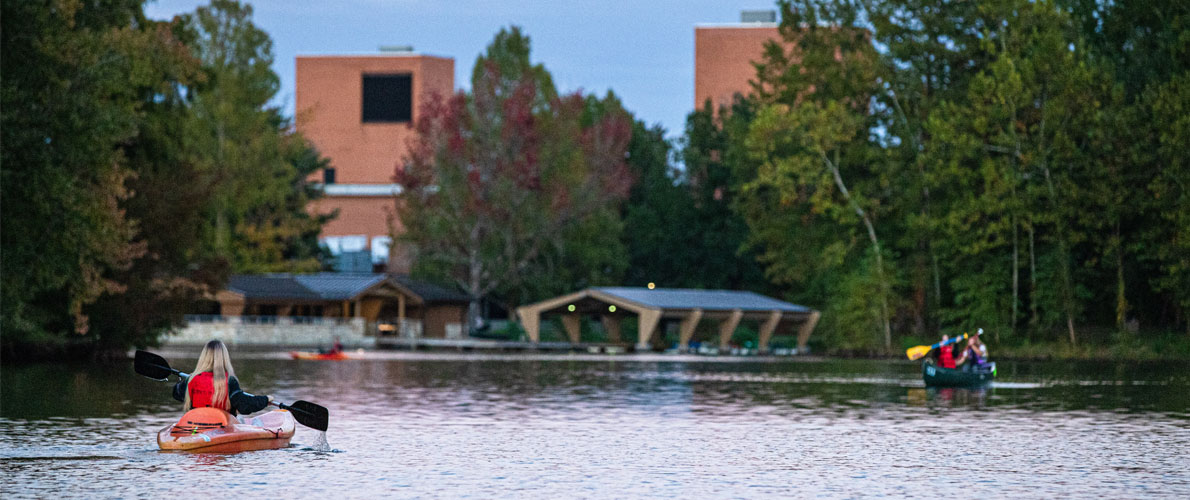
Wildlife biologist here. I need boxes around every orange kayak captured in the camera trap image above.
[289,350,356,360]
[157,407,295,453]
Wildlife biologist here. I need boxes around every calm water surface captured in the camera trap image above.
[2,352,1188,498]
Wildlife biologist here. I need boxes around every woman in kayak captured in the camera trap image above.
[172,339,273,416]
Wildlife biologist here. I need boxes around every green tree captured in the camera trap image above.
[676,100,770,291]
[175,0,327,273]
[1146,73,1190,334]
[1061,0,1190,335]
[2,1,330,358]
[861,0,1000,335]
[621,118,692,289]
[743,1,896,350]
[925,0,1110,345]
[1,0,179,355]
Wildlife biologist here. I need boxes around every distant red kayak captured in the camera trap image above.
[289,350,358,361]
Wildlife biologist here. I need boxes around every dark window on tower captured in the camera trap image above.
[361,74,412,123]
[323,168,336,184]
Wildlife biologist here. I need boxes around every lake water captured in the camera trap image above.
[2,352,1188,498]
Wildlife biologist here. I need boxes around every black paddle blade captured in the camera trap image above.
[282,400,329,432]
[134,350,174,381]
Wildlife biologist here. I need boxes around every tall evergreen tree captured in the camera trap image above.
[174,0,327,273]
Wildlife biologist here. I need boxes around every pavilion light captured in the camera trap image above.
[608,305,616,312]
[568,304,576,312]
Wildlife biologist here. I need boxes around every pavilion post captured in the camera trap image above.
[600,315,622,343]
[796,311,821,352]
[562,314,582,343]
[515,306,541,343]
[678,308,703,352]
[757,310,782,353]
[636,309,662,351]
[717,309,743,351]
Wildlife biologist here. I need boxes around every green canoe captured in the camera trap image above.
[922,361,996,387]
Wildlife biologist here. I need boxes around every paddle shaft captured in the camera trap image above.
[930,333,967,350]
[905,333,969,360]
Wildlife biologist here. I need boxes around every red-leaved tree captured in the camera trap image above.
[394,27,633,328]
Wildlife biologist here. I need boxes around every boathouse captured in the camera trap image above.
[212,273,469,338]
[168,273,470,347]
[515,287,819,353]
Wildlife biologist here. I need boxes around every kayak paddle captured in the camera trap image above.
[135,349,189,380]
[273,400,329,432]
[905,333,968,361]
[133,350,329,431]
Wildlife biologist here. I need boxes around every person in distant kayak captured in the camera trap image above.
[172,339,273,416]
[937,334,957,369]
[320,335,343,355]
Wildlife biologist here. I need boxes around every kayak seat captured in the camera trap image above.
[170,407,234,435]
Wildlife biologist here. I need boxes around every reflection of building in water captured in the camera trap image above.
[297,49,454,272]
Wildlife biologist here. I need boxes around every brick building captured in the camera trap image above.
[296,49,454,271]
[694,10,783,113]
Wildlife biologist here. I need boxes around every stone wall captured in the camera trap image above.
[161,316,378,348]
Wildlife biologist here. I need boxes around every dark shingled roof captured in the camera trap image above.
[293,273,388,300]
[227,273,468,303]
[594,287,812,313]
[228,275,322,301]
[394,275,471,303]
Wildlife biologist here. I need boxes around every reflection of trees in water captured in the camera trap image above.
[1,362,176,419]
[5,358,1189,426]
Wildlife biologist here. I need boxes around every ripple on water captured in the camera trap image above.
[2,357,1189,498]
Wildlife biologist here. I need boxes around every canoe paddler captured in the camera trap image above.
[955,328,989,369]
[171,339,274,417]
[938,334,957,369]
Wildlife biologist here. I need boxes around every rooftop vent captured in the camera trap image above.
[740,10,777,23]
[378,45,414,53]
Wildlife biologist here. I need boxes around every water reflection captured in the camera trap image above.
[2,356,1189,498]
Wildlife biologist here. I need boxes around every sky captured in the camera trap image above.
[145,0,780,139]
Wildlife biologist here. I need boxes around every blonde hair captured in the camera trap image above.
[183,339,236,411]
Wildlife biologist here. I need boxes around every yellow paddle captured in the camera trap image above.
[905,333,968,360]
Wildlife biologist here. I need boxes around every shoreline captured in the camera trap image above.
[143,346,833,363]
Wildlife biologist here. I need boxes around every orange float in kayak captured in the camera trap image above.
[289,350,357,360]
[157,407,295,453]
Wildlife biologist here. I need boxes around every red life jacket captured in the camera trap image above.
[188,372,230,411]
[939,345,956,369]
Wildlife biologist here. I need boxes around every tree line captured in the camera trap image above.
[2,0,326,359]
[3,0,1186,359]
[721,0,1189,351]
[396,0,1189,353]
